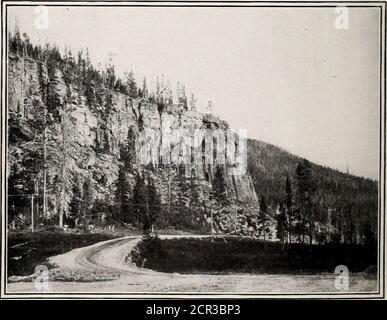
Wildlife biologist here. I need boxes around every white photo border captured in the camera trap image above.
[0,0,385,299]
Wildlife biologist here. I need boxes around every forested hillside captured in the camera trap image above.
[247,139,378,244]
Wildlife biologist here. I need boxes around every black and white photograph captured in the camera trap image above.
[0,1,386,299]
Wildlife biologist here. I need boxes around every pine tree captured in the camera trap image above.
[85,73,95,108]
[181,85,187,109]
[106,63,115,89]
[142,77,148,99]
[119,127,136,171]
[45,51,62,123]
[115,165,131,222]
[189,93,197,111]
[189,172,203,226]
[57,106,75,228]
[295,159,314,245]
[172,164,190,227]
[147,176,161,230]
[81,177,93,224]
[156,75,160,98]
[126,70,138,97]
[258,195,270,241]
[69,175,82,227]
[115,126,137,223]
[123,126,136,168]
[285,174,295,243]
[103,92,115,120]
[37,49,76,228]
[132,173,148,228]
[276,203,287,244]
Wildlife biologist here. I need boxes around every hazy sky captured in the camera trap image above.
[8,5,381,180]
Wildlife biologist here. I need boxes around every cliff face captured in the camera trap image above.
[125,102,258,204]
[8,54,259,233]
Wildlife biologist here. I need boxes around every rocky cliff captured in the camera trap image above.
[8,53,261,235]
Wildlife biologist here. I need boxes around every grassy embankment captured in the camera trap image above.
[131,236,377,274]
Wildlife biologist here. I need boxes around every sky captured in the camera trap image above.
[7,5,381,180]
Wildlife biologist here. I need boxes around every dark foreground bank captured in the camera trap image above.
[131,236,377,274]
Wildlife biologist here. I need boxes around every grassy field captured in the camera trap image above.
[8,231,119,276]
[132,236,377,274]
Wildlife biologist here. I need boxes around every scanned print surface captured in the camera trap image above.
[0,1,386,299]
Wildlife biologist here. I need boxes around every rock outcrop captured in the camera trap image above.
[8,54,259,233]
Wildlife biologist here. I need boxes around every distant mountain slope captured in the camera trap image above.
[247,138,378,237]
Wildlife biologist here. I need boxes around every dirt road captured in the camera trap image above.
[6,235,378,295]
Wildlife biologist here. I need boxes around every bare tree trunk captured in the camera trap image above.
[167,171,171,226]
[43,110,47,218]
[58,111,66,228]
[30,195,34,232]
[309,225,313,245]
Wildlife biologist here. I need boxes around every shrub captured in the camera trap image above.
[131,233,161,268]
